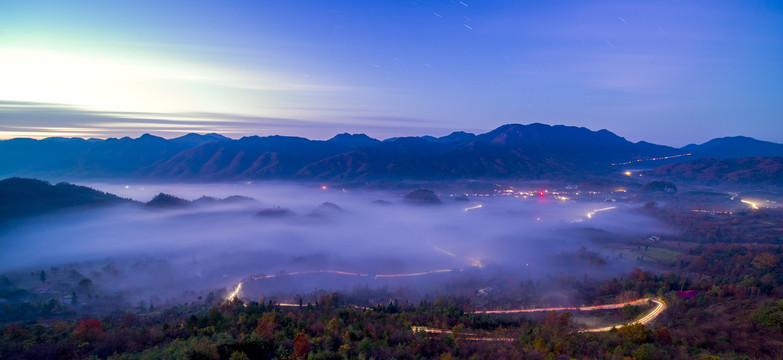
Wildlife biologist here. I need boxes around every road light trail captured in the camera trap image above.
[412,326,515,342]
[228,268,460,301]
[226,281,243,301]
[375,269,454,278]
[473,297,666,333]
[581,298,666,332]
[474,297,648,314]
[586,206,616,219]
[611,153,692,166]
[741,199,759,209]
[464,204,482,211]
[412,297,666,341]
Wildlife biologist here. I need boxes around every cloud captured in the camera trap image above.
[0,46,373,125]
[0,101,456,140]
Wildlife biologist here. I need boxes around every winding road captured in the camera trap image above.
[227,271,666,340]
[473,297,651,314]
[580,297,667,333]
[413,297,667,341]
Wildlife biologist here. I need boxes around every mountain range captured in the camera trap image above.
[2,123,782,183]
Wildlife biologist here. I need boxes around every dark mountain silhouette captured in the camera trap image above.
[1,124,780,182]
[0,177,132,220]
[379,123,679,179]
[169,133,230,148]
[256,206,294,217]
[63,134,189,178]
[682,136,783,159]
[403,189,442,205]
[327,133,381,148]
[221,195,258,204]
[0,137,94,177]
[191,196,220,206]
[143,135,356,180]
[643,157,783,186]
[145,193,191,208]
[191,195,258,206]
[437,131,476,145]
[295,136,460,181]
[309,202,345,217]
[2,134,194,179]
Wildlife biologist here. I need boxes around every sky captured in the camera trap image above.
[0,0,781,146]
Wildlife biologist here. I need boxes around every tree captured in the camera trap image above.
[622,304,640,320]
[73,319,104,341]
[255,313,277,340]
[752,253,777,270]
[39,270,46,284]
[616,323,648,344]
[654,326,672,345]
[78,278,92,289]
[752,299,783,329]
[293,332,310,359]
[229,351,250,360]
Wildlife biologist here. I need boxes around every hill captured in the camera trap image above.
[682,136,783,159]
[643,157,783,186]
[0,177,133,220]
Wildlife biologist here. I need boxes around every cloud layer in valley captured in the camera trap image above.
[0,182,670,303]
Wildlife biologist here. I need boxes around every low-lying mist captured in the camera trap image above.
[0,182,670,304]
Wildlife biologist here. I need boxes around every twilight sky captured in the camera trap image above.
[0,0,781,146]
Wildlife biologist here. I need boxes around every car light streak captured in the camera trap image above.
[412,326,515,342]
[741,200,759,209]
[581,298,666,332]
[474,297,649,314]
[246,268,458,281]
[412,298,666,340]
[586,206,616,219]
[375,269,453,278]
[612,153,692,166]
[228,268,461,301]
[471,297,667,334]
[226,281,243,301]
[432,245,456,257]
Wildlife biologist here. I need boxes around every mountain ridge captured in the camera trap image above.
[2,126,781,182]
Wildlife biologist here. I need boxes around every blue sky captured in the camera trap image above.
[0,0,781,146]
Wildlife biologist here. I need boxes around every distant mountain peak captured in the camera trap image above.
[170,133,230,147]
[327,133,380,147]
[146,193,190,208]
[478,123,625,148]
[437,131,476,145]
[682,136,783,159]
[138,133,164,140]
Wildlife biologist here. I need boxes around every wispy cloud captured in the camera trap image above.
[0,101,454,140]
[0,46,369,120]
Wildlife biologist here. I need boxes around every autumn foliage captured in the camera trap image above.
[73,319,104,341]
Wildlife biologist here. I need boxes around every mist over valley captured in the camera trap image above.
[1,180,670,306]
